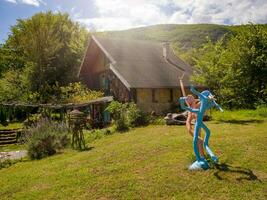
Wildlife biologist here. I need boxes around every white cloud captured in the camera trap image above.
[167,0,267,25]
[70,6,83,20]
[77,0,169,31]
[78,17,138,31]
[4,0,17,3]
[75,0,267,31]
[4,0,46,7]
[21,0,41,7]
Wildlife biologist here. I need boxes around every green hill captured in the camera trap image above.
[100,24,267,50]
[100,24,230,49]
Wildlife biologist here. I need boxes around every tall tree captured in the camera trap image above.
[192,25,267,108]
[2,11,89,102]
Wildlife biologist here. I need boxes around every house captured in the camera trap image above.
[79,35,195,113]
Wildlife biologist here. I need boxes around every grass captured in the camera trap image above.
[103,24,232,49]
[103,24,267,49]
[212,107,267,123]
[0,122,24,152]
[0,122,23,130]
[0,144,26,152]
[0,112,266,200]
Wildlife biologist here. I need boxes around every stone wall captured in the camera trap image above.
[136,88,185,114]
[109,75,130,102]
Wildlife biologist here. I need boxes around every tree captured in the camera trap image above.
[225,25,267,107]
[0,44,25,77]
[1,11,89,103]
[192,25,267,109]
[0,65,32,102]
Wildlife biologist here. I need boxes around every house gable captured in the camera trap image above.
[79,35,196,113]
[91,36,194,88]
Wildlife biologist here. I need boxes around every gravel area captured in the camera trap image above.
[0,150,27,161]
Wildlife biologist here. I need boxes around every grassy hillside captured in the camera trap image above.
[1,119,266,199]
[100,24,267,51]
[101,24,231,49]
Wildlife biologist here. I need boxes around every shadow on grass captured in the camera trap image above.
[214,119,264,125]
[213,163,261,182]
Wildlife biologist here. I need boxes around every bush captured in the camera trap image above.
[0,158,12,169]
[149,117,166,125]
[0,157,24,170]
[256,104,267,118]
[106,101,129,131]
[106,101,149,131]
[60,82,103,103]
[127,103,149,127]
[26,119,69,160]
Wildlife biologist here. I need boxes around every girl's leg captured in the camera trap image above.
[186,115,204,157]
[198,135,205,157]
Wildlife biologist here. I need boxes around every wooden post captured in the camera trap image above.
[179,79,186,97]
[179,73,186,97]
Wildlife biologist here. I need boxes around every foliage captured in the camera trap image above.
[59,82,103,103]
[106,101,149,131]
[0,156,25,170]
[0,11,88,103]
[192,24,267,109]
[0,123,23,131]
[0,65,33,103]
[106,101,129,131]
[104,24,233,50]
[127,102,149,127]
[149,116,166,125]
[26,119,69,159]
[0,158,12,170]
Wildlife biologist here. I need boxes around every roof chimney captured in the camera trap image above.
[162,42,170,59]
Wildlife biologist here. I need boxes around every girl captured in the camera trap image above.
[185,95,205,157]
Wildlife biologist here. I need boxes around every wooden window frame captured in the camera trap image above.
[169,89,173,103]
[152,89,158,103]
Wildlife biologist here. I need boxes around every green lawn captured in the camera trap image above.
[0,144,26,152]
[0,122,23,130]
[0,119,266,199]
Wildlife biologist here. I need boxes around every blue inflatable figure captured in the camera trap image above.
[179,85,223,170]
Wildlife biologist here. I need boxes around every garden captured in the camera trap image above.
[0,11,266,200]
[0,107,266,200]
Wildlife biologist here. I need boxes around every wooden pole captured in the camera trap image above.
[179,72,186,97]
[180,79,186,97]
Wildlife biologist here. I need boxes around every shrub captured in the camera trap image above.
[149,117,166,125]
[60,82,103,103]
[106,101,149,131]
[0,158,12,169]
[256,105,267,118]
[0,157,25,170]
[106,101,129,131]
[127,103,149,127]
[26,119,69,160]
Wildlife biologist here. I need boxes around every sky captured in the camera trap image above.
[1,0,267,42]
